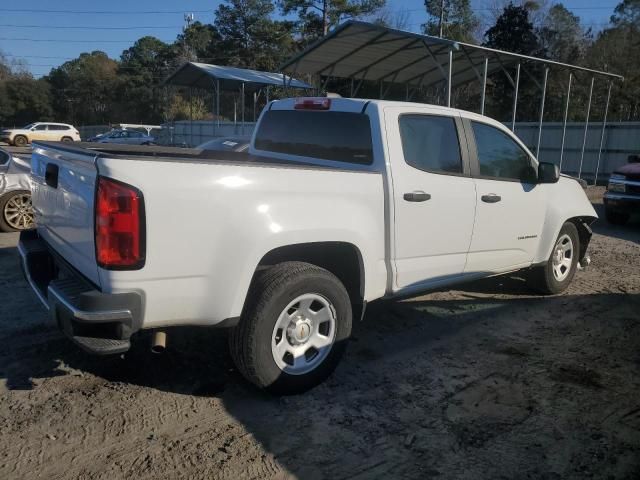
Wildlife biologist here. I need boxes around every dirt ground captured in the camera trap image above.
[1,188,639,480]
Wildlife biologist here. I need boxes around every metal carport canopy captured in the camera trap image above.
[280,21,622,91]
[164,62,313,91]
[280,21,624,183]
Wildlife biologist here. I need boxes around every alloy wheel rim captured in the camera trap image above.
[271,293,337,375]
[552,233,573,282]
[4,193,34,230]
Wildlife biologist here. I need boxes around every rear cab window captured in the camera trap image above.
[398,115,463,175]
[254,110,374,165]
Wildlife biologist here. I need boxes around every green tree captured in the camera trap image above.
[214,0,295,71]
[483,2,546,121]
[584,0,640,120]
[422,0,479,43]
[0,77,53,127]
[279,0,385,42]
[46,51,119,125]
[538,4,590,64]
[118,37,174,123]
[484,2,545,56]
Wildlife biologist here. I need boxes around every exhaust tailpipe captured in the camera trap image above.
[151,331,167,354]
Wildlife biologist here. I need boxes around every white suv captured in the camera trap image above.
[1,122,81,147]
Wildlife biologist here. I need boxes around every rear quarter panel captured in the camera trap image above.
[96,157,387,328]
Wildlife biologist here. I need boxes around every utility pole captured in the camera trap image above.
[323,0,329,36]
[438,0,445,38]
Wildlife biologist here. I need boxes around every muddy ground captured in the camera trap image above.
[1,189,639,479]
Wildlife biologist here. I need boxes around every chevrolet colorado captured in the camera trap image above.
[19,98,596,394]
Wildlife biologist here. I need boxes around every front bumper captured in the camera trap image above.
[18,229,141,355]
[604,192,640,212]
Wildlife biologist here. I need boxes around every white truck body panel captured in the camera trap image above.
[27,98,597,332]
[96,156,387,327]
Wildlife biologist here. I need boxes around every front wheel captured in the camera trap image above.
[229,261,352,395]
[528,222,580,295]
[13,135,28,147]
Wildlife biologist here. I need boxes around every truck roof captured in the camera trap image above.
[270,97,505,129]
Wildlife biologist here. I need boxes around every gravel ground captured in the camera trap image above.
[1,188,639,480]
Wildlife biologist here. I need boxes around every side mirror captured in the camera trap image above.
[538,162,559,184]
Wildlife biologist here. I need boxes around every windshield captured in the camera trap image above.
[22,123,35,130]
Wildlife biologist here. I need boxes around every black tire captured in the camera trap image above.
[13,135,27,147]
[605,207,629,225]
[0,190,34,232]
[229,261,352,395]
[528,222,580,295]
[61,136,73,143]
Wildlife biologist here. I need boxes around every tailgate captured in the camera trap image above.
[30,142,100,286]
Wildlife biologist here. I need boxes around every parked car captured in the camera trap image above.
[88,129,155,145]
[19,97,597,394]
[0,147,33,232]
[1,122,80,147]
[603,155,640,225]
[198,136,251,152]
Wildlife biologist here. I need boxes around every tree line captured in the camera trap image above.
[0,0,638,128]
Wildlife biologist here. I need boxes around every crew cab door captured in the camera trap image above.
[385,107,477,290]
[30,124,49,141]
[463,119,546,273]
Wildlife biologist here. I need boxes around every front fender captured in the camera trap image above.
[533,177,597,264]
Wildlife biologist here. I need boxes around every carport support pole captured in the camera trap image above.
[481,57,488,115]
[216,79,220,130]
[447,49,453,107]
[578,76,595,179]
[594,80,613,186]
[241,82,245,136]
[559,72,573,173]
[189,87,193,147]
[536,67,549,159]
[511,63,521,131]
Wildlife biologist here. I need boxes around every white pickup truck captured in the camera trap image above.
[19,97,596,394]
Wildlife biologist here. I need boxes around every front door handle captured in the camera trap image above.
[481,194,501,203]
[403,191,431,202]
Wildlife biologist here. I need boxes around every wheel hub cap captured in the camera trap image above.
[271,293,337,376]
[287,317,313,344]
[551,233,573,282]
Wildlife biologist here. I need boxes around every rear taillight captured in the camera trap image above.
[95,176,145,269]
[294,97,331,110]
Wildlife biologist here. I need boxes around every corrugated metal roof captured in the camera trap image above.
[280,21,623,89]
[165,62,313,90]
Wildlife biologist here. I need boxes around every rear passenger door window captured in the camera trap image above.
[398,115,463,174]
[471,121,534,181]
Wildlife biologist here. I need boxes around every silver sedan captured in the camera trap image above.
[0,147,33,232]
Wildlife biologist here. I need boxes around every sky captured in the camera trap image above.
[0,0,624,78]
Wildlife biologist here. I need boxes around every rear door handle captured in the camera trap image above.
[481,194,501,203]
[403,191,431,202]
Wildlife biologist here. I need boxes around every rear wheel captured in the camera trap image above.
[605,207,629,225]
[13,135,27,147]
[0,190,34,232]
[229,261,352,395]
[61,136,73,143]
[528,222,580,295]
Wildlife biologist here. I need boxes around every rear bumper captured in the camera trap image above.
[18,229,142,355]
[604,192,640,212]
